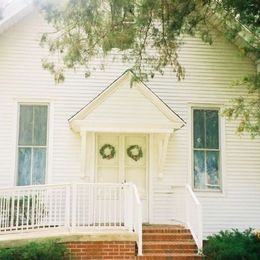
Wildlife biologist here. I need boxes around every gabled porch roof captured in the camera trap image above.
[69,70,185,133]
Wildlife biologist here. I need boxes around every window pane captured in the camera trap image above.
[32,148,46,184]
[19,106,33,145]
[206,110,219,149]
[33,106,48,146]
[206,151,220,188]
[17,148,31,186]
[193,110,205,148]
[194,151,205,189]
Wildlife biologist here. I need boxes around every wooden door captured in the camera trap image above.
[96,133,148,222]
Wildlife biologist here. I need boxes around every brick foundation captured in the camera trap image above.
[64,241,136,260]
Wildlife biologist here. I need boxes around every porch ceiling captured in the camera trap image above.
[69,70,185,133]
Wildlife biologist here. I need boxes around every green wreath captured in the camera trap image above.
[127,145,143,161]
[99,144,116,160]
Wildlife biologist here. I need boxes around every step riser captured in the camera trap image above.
[143,250,197,255]
[144,246,197,251]
[143,249,197,254]
[143,243,196,249]
[136,255,202,260]
[143,234,193,241]
[143,229,190,233]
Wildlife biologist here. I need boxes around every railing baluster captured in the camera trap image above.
[59,189,62,227]
[76,186,79,227]
[6,194,10,229]
[16,193,19,230]
[21,193,24,230]
[10,193,14,230]
[3,194,5,229]
[0,196,2,230]
[114,186,116,226]
[71,183,76,230]
[0,195,4,230]
[26,191,29,230]
[108,186,110,227]
[98,185,101,228]
[36,191,40,228]
[119,186,122,227]
[87,185,90,227]
[65,185,70,230]
[82,185,85,227]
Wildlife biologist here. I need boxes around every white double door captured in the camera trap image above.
[96,133,148,222]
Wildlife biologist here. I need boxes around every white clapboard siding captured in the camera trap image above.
[0,11,259,238]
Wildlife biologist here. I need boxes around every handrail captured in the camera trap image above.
[0,183,70,191]
[0,183,126,192]
[132,184,141,205]
[129,183,142,256]
[185,184,203,250]
[185,184,200,205]
[169,184,203,250]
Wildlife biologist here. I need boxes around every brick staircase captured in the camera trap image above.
[136,224,202,260]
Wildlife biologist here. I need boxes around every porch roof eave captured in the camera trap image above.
[69,120,183,134]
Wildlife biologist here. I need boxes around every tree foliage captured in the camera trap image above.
[223,73,260,137]
[38,0,214,82]
[219,0,260,35]
[37,0,260,137]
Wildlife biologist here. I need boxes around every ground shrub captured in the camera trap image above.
[203,228,260,260]
[0,240,68,260]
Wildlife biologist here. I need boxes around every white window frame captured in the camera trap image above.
[15,102,50,186]
[188,103,226,195]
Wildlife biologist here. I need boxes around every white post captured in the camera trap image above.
[31,193,35,228]
[65,185,71,230]
[123,184,128,229]
[129,184,134,232]
[10,194,14,229]
[80,131,86,179]
[124,184,133,231]
[185,188,189,227]
[137,203,143,256]
[71,183,77,231]
[198,204,203,250]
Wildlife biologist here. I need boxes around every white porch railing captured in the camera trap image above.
[72,183,125,229]
[0,182,143,255]
[0,184,70,233]
[171,184,203,251]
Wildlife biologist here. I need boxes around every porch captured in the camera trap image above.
[0,182,202,256]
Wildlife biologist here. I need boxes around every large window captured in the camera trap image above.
[193,108,221,191]
[17,104,48,186]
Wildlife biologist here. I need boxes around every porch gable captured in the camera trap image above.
[69,70,185,134]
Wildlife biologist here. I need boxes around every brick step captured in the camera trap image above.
[143,228,191,234]
[136,253,202,260]
[143,225,190,234]
[143,241,196,249]
[143,241,197,254]
[143,249,198,254]
[143,224,185,229]
[140,225,199,258]
[143,233,193,241]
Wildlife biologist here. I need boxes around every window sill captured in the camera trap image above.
[193,189,227,198]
